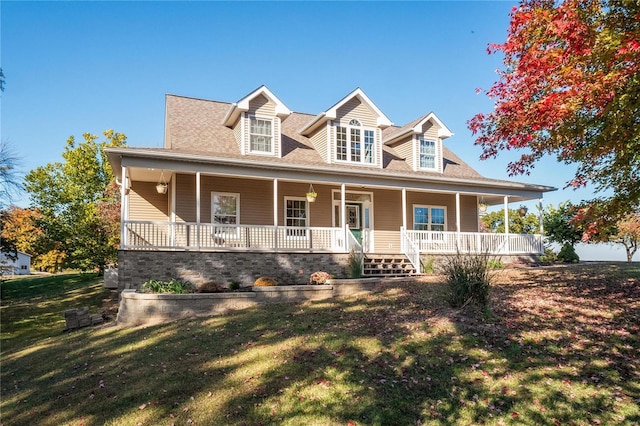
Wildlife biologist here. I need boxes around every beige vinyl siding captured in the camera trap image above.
[335,97,378,127]
[333,98,382,167]
[407,192,456,230]
[233,119,242,151]
[200,175,272,225]
[276,182,333,227]
[390,137,414,169]
[372,189,403,252]
[375,128,383,168]
[128,182,169,221]
[459,195,479,232]
[309,124,329,163]
[175,174,196,223]
[242,94,280,157]
[249,95,276,116]
[416,123,443,173]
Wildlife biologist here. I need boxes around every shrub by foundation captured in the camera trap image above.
[196,282,224,293]
[141,279,193,294]
[309,271,331,285]
[253,277,278,287]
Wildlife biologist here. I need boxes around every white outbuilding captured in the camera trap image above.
[0,251,31,276]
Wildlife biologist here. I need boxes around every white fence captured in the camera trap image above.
[123,221,543,259]
[402,230,543,255]
[123,221,350,252]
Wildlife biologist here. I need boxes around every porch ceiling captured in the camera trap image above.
[127,168,175,183]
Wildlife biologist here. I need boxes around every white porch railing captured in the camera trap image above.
[123,221,347,252]
[402,230,544,255]
[400,227,422,273]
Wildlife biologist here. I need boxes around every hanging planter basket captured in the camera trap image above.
[518,206,528,217]
[306,184,317,202]
[156,183,168,194]
[156,170,168,194]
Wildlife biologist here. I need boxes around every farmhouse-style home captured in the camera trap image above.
[106,86,555,289]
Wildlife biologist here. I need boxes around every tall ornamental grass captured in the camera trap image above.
[441,251,496,308]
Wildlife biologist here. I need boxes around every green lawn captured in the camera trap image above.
[1,264,639,425]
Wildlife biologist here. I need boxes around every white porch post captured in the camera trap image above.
[120,166,127,249]
[273,179,278,226]
[455,192,461,249]
[401,188,407,230]
[401,188,407,252]
[504,195,510,254]
[196,172,201,250]
[273,179,278,251]
[538,198,544,253]
[341,183,346,250]
[170,172,176,246]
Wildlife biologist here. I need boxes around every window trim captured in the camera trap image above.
[417,137,438,171]
[413,205,447,232]
[248,115,275,155]
[211,192,241,238]
[334,119,376,165]
[284,196,309,239]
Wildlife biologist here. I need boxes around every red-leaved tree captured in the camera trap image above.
[468,0,640,236]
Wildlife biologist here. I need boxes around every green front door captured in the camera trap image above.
[346,204,362,244]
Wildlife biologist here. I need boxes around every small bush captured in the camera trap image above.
[197,282,223,293]
[347,250,363,278]
[253,277,278,287]
[557,243,580,263]
[540,247,558,263]
[442,252,495,308]
[487,259,504,269]
[309,271,331,285]
[422,257,435,274]
[228,280,240,290]
[141,278,192,294]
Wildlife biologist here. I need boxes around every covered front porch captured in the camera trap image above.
[122,221,543,255]
[116,162,549,274]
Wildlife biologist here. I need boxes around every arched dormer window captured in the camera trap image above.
[336,119,375,164]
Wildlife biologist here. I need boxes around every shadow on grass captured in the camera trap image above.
[1,265,639,425]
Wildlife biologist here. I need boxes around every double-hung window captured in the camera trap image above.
[419,138,437,170]
[413,205,446,232]
[249,117,273,153]
[335,119,375,164]
[285,198,308,238]
[212,192,240,237]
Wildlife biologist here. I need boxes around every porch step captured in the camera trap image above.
[362,254,417,277]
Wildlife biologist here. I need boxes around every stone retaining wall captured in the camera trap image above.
[117,279,384,327]
[117,250,352,291]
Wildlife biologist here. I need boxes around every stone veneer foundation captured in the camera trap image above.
[117,250,352,291]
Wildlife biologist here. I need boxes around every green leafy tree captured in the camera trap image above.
[24,130,126,273]
[543,202,583,247]
[469,0,640,231]
[480,208,540,234]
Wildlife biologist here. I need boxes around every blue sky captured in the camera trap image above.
[1,1,630,260]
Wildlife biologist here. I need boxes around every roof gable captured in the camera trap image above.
[300,88,393,136]
[223,85,291,127]
[383,112,453,146]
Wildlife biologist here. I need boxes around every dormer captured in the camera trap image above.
[300,88,392,167]
[383,112,453,173]
[223,86,291,157]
